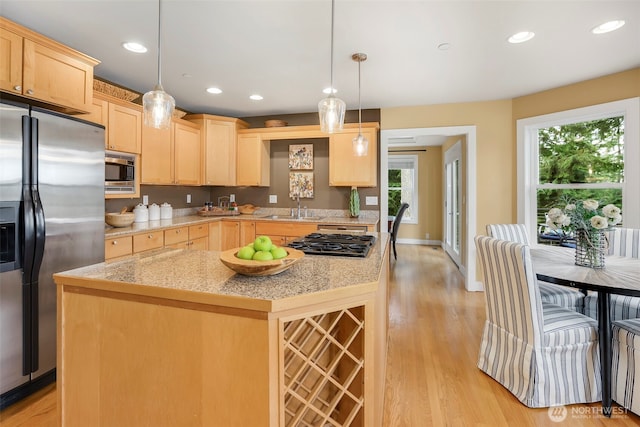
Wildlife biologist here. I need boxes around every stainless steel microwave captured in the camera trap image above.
[105,150,136,194]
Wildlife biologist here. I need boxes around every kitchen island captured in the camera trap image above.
[54,233,389,427]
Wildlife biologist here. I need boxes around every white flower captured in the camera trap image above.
[548,208,564,221]
[560,215,571,227]
[583,199,599,211]
[546,218,559,230]
[565,203,576,211]
[590,215,608,229]
[602,204,621,218]
[608,214,622,226]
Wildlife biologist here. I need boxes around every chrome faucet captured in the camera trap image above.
[296,193,301,219]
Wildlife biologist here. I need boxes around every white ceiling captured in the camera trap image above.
[2,1,638,118]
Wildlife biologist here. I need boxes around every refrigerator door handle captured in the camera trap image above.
[21,115,35,375]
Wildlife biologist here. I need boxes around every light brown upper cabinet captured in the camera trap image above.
[141,118,201,185]
[82,93,142,154]
[329,126,378,187]
[185,114,249,186]
[0,17,98,114]
[236,132,270,187]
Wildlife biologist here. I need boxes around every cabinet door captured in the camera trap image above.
[203,120,237,186]
[236,133,270,186]
[173,121,201,185]
[84,96,108,126]
[22,39,93,113]
[108,102,142,153]
[329,128,377,187]
[0,28,23,94]
[208,222,221,251]
[141,124,173,184]
[133,232,164,253]
[220,221,240,250]
[239,221,256,247]
[190,236,208,251]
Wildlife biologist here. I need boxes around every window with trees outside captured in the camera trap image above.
[388,155,418,224]
[518,98,640,242]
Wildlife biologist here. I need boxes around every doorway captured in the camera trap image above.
[444,140,462,267]
[380,126,480,291]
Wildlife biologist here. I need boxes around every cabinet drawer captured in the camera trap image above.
[190,236,209,251]
[164,226,189,245]
[133,232,164,253]
[105,236,133,260]
[255,222,317,238]
[189,223,209,240]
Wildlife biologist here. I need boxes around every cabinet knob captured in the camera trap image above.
[26,89,34,95]
[148,235,153,239]
[112,240,117,245]
[13,85,21,91]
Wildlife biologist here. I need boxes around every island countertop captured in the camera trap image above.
[54,232,389,313]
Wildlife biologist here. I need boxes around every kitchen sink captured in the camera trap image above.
[263,215,323,221]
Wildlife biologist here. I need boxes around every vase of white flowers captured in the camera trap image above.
[546,199,622,269]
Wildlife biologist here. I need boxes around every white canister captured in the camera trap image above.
[133,203,149,222]
[160,203,173,220]
[148,203,160,221]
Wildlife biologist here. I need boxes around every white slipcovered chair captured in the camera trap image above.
[475,235,601,407]
[584,228,640,320]
[612,318,640,415]
[486,224,585,312]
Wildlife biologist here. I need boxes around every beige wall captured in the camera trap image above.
[381,99,514,248]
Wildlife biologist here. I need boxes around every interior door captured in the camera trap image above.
[444,141,462,267]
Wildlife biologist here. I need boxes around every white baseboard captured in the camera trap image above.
[396,238,442,246]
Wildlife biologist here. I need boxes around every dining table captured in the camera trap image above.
[530,244,640,417]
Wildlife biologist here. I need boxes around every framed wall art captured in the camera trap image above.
[288,144,313,170]
[289,172,314,198]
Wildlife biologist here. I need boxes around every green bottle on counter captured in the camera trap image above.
[349,186,360,218]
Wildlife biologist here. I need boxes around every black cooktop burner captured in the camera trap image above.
[288,233,376,258]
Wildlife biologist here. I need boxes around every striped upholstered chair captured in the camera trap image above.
[612,318,640,415]
[486,224,585,312]
[475,235,601,407]
[584,228,640,320]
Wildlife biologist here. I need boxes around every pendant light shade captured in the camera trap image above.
[143,0,174,129]
[352,53,368,156]
[318,0,345,133]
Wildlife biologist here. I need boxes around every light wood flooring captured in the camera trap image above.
[1,244,639,426]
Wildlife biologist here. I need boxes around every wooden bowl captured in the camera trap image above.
[264,119,287,128]
[238,204,258,215]
[219,247,304,276]
[105,212,135,228]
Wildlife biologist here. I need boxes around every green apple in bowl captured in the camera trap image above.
[252,250,274,261]
[236,245,256,260]
[270,246,288,260]
[253,235,273,252]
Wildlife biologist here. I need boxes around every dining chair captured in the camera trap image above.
[475,235,601,407]
[584,227,640,320]
[486,224,585,312]
[390,203,409,260]
[612,318,640,415]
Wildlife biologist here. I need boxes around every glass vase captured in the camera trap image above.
[574,229,606,269]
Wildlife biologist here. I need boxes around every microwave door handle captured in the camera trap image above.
[105,157,131,166]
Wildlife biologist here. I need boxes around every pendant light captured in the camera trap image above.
[352,52,368,156]
[143,0,175,129]
[318,0,345,133]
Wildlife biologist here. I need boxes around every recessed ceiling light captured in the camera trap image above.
[508,31,535,44]
[122,42,147,53]
[249,94,263,101]
[323,87,338,95]
[182,73,192,78]
[206,87,222,94]
[592,20,625,34]
[437,43,451,51]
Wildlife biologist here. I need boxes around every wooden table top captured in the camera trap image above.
[530,245,640,297]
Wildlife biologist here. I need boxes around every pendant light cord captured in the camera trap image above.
[157,0,163,87]
[329,0,335,94]
[358,58,362,134]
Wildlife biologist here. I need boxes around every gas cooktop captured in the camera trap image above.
[287,233,376,258]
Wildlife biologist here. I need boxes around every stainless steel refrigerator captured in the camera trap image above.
[0,100,105,408]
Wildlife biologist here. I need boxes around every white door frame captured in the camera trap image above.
[380,126,480,292]
[444,140,462,267]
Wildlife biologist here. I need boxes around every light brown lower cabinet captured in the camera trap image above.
[220,220,240,250]
[104,236,133,260]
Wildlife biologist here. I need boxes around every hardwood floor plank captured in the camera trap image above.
[2,244,640,426]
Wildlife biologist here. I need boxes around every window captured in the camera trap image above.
[517,98,640,238]
[388,155,418,223]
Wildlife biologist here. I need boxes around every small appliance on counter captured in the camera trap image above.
[133,204,148,222]
[160,203,173,219]
[148,203,160,221]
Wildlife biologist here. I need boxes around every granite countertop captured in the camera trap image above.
[56,232,389,312]
[105,212,380,238]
